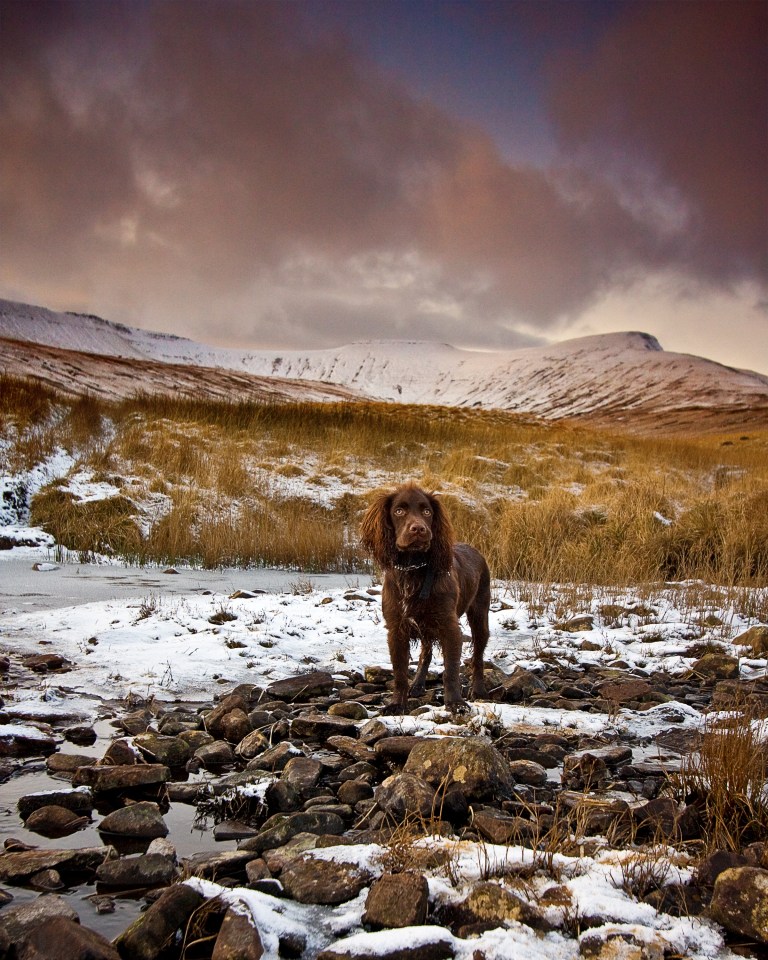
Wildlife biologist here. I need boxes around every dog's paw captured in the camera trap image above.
[445,699,470,715]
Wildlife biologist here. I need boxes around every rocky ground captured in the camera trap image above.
[1,630,768,960]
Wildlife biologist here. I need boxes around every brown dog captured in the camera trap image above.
[360,483,490,713]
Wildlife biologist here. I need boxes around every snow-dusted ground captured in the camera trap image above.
[0,534,763,713]
[1,534,764,958]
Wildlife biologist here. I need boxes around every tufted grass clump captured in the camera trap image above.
[670,695,768,854]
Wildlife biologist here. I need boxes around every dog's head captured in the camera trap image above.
[360,483,455,571]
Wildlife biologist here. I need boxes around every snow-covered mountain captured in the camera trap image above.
[2,298,767,429]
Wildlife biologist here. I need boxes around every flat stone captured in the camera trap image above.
[317,927,455,960]
[72,764,170,792]
[266,671,336,701]
[0,846,114,882]
[18,787,93,820]
[0,724,57,757]
[327,736,376,763]
[96,852,176,889]
[182,850,262,880]
[280,853,372,904]
[240,810,345,854]
[291,712,359,740]
[598,679,653,702]
[45,753,94,775]
[373,736,423,761]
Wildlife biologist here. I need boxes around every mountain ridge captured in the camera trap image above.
[1,297,767,432]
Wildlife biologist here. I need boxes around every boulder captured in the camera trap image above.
[212,907,264,960]
[734,626,768,657]
[0,894,78,944]
[403,737,514,802]
[363,872,429,929]
[495,668,546,703]
[98,802,169,839]
[114,883,205,960]
[16,916,120,960]
[133,733,192,767]
[282,756,323,794]
[689,652,740,680]
[710,866,768,943]
[24,804,90,837]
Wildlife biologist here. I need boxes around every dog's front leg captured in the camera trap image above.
[441,624,467,712]
[384,623,411,714]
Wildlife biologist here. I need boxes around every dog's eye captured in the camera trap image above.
[422,508,432,516]
[394,507,406,515]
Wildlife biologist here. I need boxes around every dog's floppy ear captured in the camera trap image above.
[360,490,397,568]
[427,491,455,572]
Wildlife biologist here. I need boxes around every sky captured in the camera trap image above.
[1,0,766,372]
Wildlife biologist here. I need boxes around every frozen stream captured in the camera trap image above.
[0,556,370,613]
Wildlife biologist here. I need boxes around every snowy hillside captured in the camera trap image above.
[2,298,767,427]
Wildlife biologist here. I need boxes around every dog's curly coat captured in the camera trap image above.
[360,483,490,713]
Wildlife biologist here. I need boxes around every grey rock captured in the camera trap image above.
[98,801,169,839]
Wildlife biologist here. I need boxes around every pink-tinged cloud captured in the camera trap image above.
[0,0,765,351]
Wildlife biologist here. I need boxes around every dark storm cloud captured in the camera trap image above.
[0,0,765,347]
[546,0,768,282]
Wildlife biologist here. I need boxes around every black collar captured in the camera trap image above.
[392,550,430,572]
[391,553,436,601]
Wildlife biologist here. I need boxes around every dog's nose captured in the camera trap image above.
[409,521,427,535]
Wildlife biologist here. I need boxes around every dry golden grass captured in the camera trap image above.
[3,375,766,583]
[670,695,768,853]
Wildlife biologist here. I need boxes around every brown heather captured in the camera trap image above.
[1,374,766,583]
